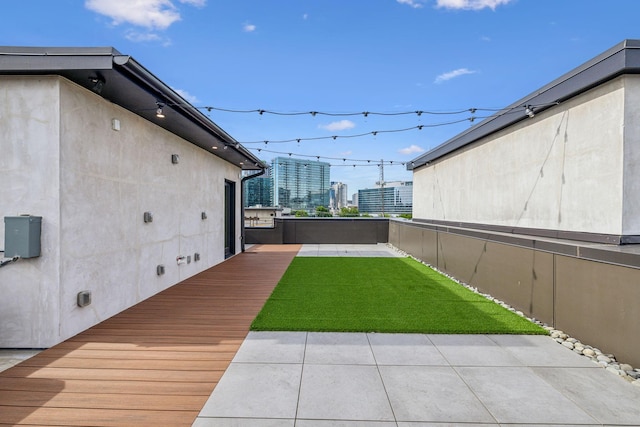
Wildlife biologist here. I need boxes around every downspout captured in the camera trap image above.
[240,168,266,252]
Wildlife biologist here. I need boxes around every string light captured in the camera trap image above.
[244,109,536,168]
[254,147,406,166]
[156,102,165,118]
[241,118,483,145]
[200,106,497,117]
[152,101,560,170]
[525,105,535,118]
[170,100,559,120]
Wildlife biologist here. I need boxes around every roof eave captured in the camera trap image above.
[0,46,266,171]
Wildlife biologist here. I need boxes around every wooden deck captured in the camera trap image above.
[0,244,300,427]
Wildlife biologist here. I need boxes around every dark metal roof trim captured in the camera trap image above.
[408,39,640,170]
[394,219,640,269]
[0,46,265,171]
[411,218,632,245]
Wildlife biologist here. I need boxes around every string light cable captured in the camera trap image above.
[199,106,492,117]
[146,100,559,121]
[253,147,411,168]
[192,102,558,119]
[196,102,556,145]
[239,117,491,145]
[141,101,558,167]
[238,102,560,168]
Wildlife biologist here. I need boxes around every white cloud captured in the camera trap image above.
[399,144,425,155]
[434,68,476,83]
[303,13,309,20]
[340,151,353,156]
[318,120,356,132]
[174,88,199,104]
[85,0,205,30]
[397,0,425,8]
[243,22,257,32]
[435,0,513,10]
[124,30,164,43]
[180,0,206,6]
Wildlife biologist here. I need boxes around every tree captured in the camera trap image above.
[315,206,332,217]
[293,210,309,217]
[339,207,360,217]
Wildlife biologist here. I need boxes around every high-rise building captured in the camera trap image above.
[272,157,330,211]
[330,181,348,211]
[243,173,273,207]
[358,181,413,215]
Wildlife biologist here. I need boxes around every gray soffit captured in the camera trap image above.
[0,46,265,171]
[408,39,640,170]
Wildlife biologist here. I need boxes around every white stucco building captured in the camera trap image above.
[410,39,640,245]
[0,47,265,348]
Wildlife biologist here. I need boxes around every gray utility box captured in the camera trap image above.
[4,215,42,258]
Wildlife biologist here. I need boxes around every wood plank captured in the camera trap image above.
[0,407,198,427]
[27,348,240,361]
[15,357,232,371]
[0,245,300,426]
[40,341,243,353]
[0,390,206,411]
[74,326,254,335]
[0,378,213,395]
[61,338,246,352]
[2,366,223,382]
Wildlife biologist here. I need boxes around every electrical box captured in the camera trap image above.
[4,215,42,258]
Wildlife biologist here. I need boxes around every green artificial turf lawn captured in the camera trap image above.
[251,257,546,334]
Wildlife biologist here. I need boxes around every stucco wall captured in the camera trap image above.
[622,77,640,235]
[1,76,62,347]
[1,76,242,347]
[413,76,631,236]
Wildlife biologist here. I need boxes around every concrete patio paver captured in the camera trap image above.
[297,364,395,421]
[304,332,376,365]
[428,333,532,367]
[368,333,448,366]
[457,366,599,424]
[296,243,403,258]
[197,363,302,419]
[533,366,640,425]
[230,331,307,364]
[193,243,640,426]
[194,331,640,426]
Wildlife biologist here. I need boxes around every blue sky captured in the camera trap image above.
[3,0,640,193]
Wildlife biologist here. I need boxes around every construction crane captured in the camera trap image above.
[376,159,385,216]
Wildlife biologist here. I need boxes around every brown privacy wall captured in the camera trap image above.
[555,256,640,367]
[390,220,640,368]
[246,218,389,245]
